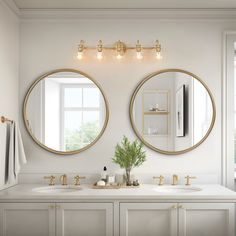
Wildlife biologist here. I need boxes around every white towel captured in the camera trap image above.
[5,121,27,185]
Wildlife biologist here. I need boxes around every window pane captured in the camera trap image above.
[64,111,83,151]
[83,88,100,107]
[64,88,82,107]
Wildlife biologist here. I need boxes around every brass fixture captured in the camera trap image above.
[172,174,178,185]
[44,175,56,186]
[170,205,177,209]
[74,175,86,185]
[96,40,103,60]
[153,175,165,185]
[77,40,85,60]
[1,116,13,123]
[60,174,68,185]
[185,175,196,186]
[77,40,162,60]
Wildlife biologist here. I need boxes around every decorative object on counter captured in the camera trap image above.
[101,166,108,182]
[133,180,140,186]
[96,180,106,186]
[92,182,140,189]
[112,136,146,186]
[107,174,116,184]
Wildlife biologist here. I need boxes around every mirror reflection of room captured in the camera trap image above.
[133,71,213,152]
[26,71,106,152]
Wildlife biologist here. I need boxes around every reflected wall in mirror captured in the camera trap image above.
[23,69,109,155]
[130,69,216,155]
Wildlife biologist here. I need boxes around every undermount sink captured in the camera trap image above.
[153,186,202,194]
[32,185,82,193]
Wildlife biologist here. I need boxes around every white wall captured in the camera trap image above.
[0,1,19,189]
[19,16,236,183]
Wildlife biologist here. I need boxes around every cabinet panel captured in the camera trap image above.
[56,203,113,236]
[0,203,55,236]
[179,203,235,236]
[120,203,177,236]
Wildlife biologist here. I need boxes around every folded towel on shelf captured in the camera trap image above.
[5,121,27,185]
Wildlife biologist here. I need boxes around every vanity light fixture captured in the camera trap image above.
[76,40,162,60]
[155,40,162,60]
[136,40,143,60]
[77,40,85,60]
[96,40,103,60]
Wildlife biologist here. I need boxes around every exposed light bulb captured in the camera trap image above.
[97,40,103,60]
[77,40,85,60]
[77,52,83,60]
[97,51,103,60]
[136,40,143,60]
[136,51,143,60]
[155,40,162,60]
[156,51,162,60]
[116,53,122,59]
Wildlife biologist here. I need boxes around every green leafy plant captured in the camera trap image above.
[112,136,146,185]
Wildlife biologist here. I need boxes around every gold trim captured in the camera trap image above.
[23,68,109,155]
[129,68,216,155]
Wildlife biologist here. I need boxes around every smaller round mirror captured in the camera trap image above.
[130,69,216,155]
[23,69,109,155]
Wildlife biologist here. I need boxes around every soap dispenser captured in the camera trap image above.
[101,166,107,182]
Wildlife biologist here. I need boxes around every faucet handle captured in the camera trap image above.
[60,174,68,185]
[44,175,56,186]
[172,174,178,185]
[74,175,86,186]
[185,175,196,186]
[153,175,165,185]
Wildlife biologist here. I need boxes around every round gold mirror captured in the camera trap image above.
[130,69,216,155]
[23,69,109,155]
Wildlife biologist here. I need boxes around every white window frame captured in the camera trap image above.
[60,83,102,151]
[222,32,236,189]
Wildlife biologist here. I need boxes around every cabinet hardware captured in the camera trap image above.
[48,205,54,209]
[171,205,177,209]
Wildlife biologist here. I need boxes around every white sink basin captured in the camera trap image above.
[32,185,82,193]
[153,186,202,194]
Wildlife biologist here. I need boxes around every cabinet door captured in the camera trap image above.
[0,203,55,236]
[56,203,113,236]
[178,203,235,236]
[120,203,178,236]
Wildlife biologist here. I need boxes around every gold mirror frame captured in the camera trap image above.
[23,69,109,155]
[129,69,216,155]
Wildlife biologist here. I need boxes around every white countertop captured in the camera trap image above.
[0,184,236,201]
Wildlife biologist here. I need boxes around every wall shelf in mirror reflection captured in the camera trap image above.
[23,69,109,155]
[130,69,216,155]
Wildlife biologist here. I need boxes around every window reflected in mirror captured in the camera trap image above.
[24,70,108,155]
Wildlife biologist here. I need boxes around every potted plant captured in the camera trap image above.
[112,136,146,186]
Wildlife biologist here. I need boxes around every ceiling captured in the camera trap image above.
[13,0,236,9]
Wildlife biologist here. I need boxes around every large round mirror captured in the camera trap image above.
[130,69,215,155]
[23,69,109,155]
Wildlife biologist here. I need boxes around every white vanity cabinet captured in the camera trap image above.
[0,203,55,236]
[56,203,113,236]
[0,202,113,236]
[120,202,235,236]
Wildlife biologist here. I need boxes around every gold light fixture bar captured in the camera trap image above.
[77,40,162,60]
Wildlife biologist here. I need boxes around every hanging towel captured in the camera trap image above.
[5,121,27,185]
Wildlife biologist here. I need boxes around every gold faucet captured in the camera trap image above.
[185,175,196,186]
[60,174,68,185]
[74,175,86,186]
[172,174,178,185]
[44,175,55,186]
[153,175,165,185]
